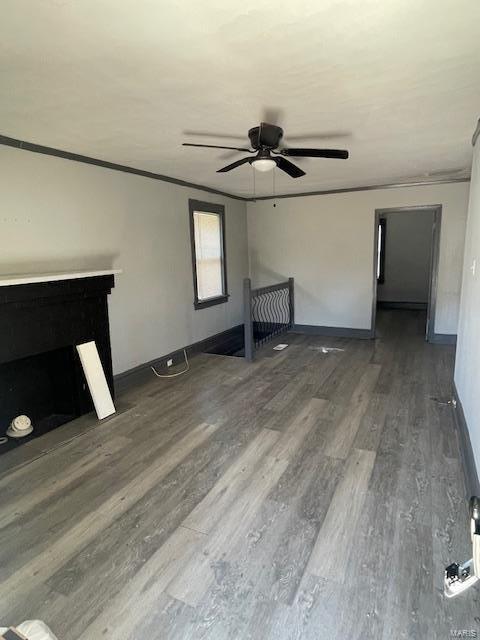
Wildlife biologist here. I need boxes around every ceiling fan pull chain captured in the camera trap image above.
[272,166,277,208]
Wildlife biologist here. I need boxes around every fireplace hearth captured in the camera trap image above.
[0,270,119,454]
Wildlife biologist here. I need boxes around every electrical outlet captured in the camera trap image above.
[167,358,173,367]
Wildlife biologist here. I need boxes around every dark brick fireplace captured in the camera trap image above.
[0,274,116,454]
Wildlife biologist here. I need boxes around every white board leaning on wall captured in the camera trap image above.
[76,341,116,420]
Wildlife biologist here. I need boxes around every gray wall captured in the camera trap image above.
[378,209,434,304]
[0,146,249,375]
[455,135,480,471]
[247,182,469,334]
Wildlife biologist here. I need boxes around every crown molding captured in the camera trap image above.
[0,134,245,201]
[1,133,471,203]
[246,177,470,201]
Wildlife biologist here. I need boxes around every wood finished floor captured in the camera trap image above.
[0,310,479,639]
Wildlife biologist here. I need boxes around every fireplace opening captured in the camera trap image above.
[0,346,89,455]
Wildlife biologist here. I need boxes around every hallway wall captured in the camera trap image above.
[377,209,434,304]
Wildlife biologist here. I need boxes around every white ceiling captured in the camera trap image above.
[1,0,479,197]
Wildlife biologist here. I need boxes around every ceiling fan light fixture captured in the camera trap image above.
[252,158,276,172]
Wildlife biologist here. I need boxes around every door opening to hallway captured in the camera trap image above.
[372,205,441,341]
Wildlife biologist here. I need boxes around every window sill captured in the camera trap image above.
[194,294,229,310]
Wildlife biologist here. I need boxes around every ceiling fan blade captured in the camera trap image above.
[183,143,254,152]
[217,157,252,173]
[183,130,246,141]
[259,122,283,148]
[280,148,349,159]
[286,130,351,142]
[275,157,305,178]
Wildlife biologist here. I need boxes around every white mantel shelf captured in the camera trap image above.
[0,269,122,288]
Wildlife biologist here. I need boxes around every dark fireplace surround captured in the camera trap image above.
[0,275,115,452]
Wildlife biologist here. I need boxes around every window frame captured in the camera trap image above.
[377,217,387,284]
[189,199,229,310]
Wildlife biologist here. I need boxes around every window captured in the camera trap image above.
[377,218,386,284]
[189,199,228,309]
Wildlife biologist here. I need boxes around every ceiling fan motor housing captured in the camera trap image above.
[248,124,284,150]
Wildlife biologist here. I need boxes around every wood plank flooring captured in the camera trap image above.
[0,309,479,639]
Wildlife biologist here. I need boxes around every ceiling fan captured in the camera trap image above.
[182,122,349,178]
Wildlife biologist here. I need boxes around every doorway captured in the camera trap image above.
[371,205,442,341]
